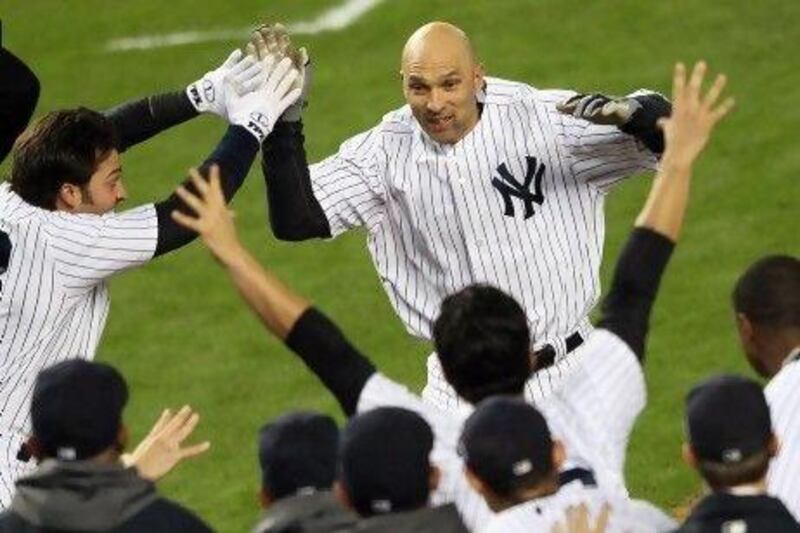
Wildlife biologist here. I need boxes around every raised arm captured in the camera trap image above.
[152,53,301,257]
[598,62,734,359]
[171,167,376,415]
[103,50,259,153]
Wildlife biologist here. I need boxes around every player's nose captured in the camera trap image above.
[117,182,128,203]
[426,88,446,113]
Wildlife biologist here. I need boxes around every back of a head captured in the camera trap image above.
[10,107,119,209]
[460,396,555,499]
[258,411,339,501]
[339,407,434,517]
[32,358,128,461]
[733,255,800,330]
[433,285,531,404]
[685,374,774,490]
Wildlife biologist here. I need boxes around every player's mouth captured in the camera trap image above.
[426,114,454,133]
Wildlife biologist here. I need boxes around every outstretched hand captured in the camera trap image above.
[171,165,242,264]
[551,503,611,533]
[658,61,734,169]
[123,405,210,482]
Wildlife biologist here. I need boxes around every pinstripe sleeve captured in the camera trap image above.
[309,127,386,238]
[540,89,658,192]
[43,204,158,291]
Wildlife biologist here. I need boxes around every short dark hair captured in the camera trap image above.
[433,285,531,404]
[697,448,771,490]
[10,107,119,209]
[733,255,800,329]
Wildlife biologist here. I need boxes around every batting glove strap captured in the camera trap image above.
[280,57,312,123]
[620,92,672,154]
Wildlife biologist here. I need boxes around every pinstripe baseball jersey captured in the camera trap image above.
[765,350,800,520]
[310,77,658,358]
[0,182,157,506]
[356,327,646,530]
[480,480,675,533]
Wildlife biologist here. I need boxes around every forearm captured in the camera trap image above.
[262,121,331,240]
[154,126,257,256]
[634,160,692,241]
[218,241,375,414]
[103,91,198,152]
[218,241,310,339]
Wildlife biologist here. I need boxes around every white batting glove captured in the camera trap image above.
[186,50,262,120]
[226,55,302,143]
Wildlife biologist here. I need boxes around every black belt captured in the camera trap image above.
[532,331,583,372]
[559,467,597,488]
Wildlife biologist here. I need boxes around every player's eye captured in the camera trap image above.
[443,79,461,90]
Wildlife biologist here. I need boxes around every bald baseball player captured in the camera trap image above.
[173,61,732,529]
[732,255,800,520]
[255,21,671,411]
[0,50,301,506]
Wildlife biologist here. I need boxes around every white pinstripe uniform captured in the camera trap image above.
[0,183,158,508]
[480,481,675,533]
[356,327,648,531]
[765,347,800,520]
[309,77,657,410]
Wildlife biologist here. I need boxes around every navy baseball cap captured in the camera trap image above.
[258,411,339,499]
[686,374,773,464]
[339,407,433,517]
[31,359,128,461]
[460,396,554,495]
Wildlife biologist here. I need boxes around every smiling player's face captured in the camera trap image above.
[401,23,484,145]
[74,149,128,215]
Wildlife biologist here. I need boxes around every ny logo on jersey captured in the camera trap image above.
[491,156,545,220]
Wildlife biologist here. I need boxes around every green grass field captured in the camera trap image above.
[2,1,799,530]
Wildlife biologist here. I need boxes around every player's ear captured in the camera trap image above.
[463,465,488,497]
[258,488,273,509]
[473,62,486,93]
[429,464,441,492]
[735,312,754,342]
[552,439,566,471]
[57,182,83,211]
[333,479,354,512]
[681,442,699,470]
[767,433,780,458]
[117,424,129,452]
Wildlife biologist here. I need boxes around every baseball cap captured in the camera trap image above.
[31,359,128,461]
[258,411,339,499]
[686,374,772,464]
[460,396,554,495]
[339,407,433,517]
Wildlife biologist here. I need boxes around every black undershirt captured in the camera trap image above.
[102,92,258,257]
[0,47,40,164]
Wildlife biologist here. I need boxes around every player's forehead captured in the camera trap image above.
[92,149,122,178]
[400,23,476,81]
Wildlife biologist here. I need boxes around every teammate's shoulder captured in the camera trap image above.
[484,77,577,111]
[765,360,800,403]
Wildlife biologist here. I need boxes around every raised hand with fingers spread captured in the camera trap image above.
[123,405,211,482]
[186,50,263,120]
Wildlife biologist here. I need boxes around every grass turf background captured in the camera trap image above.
[2,1,799,530]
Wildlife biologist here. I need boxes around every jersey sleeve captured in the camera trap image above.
[44,204,158,291]
[309,127,387,238]
[539,89,658,193]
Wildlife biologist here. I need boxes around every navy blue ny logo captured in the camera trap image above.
[491,156,545,219]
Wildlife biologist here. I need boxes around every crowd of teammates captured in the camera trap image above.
[0,19,798,533]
